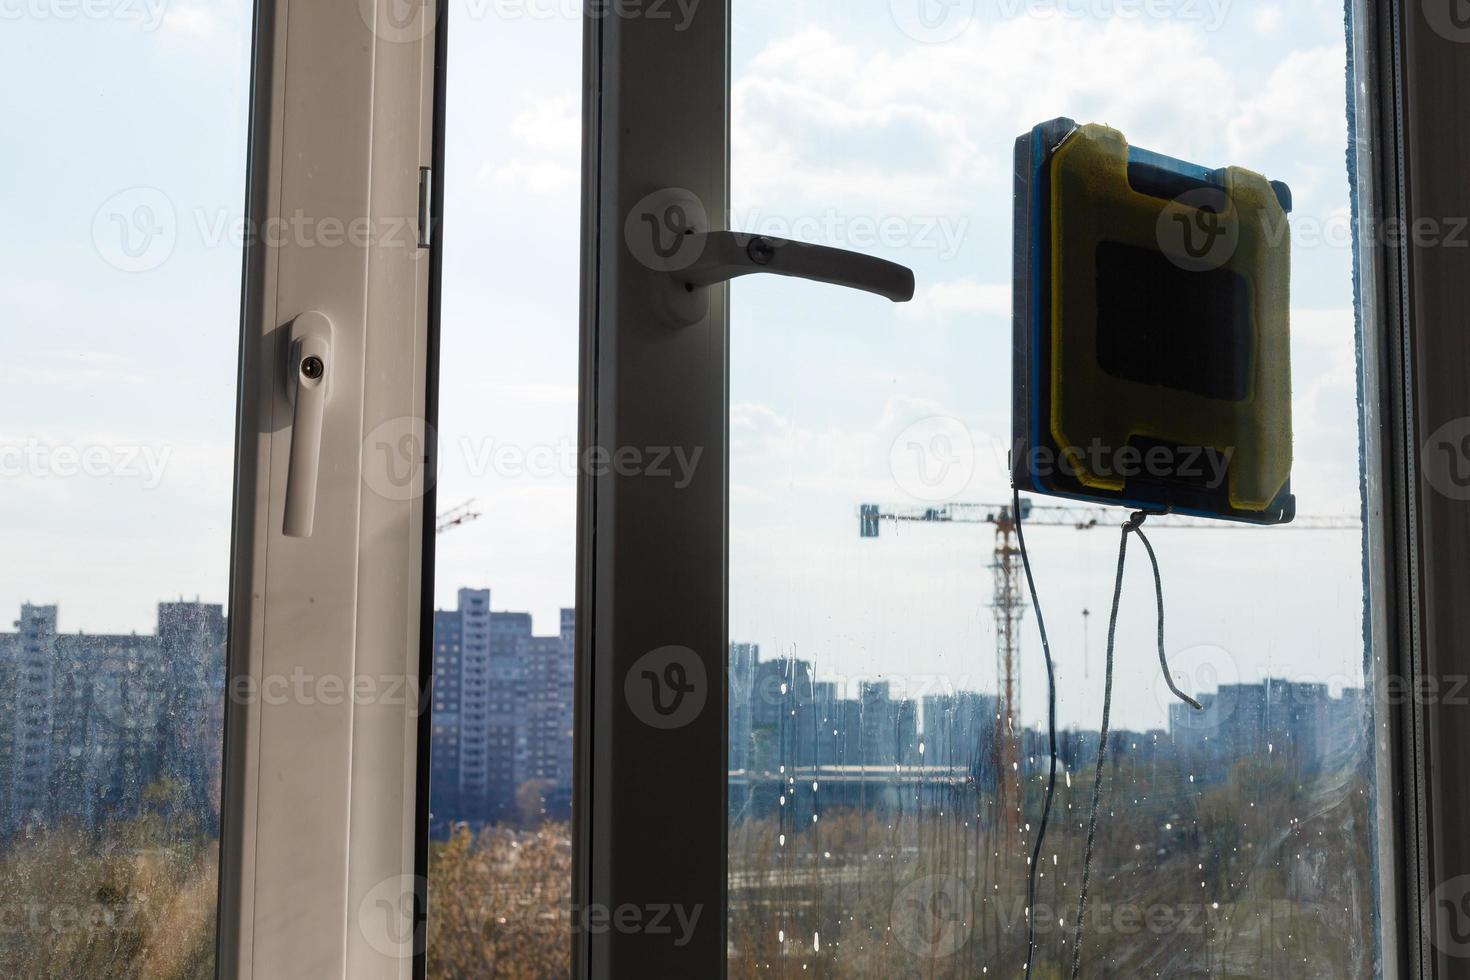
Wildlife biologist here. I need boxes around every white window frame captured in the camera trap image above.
[218,0,437,976]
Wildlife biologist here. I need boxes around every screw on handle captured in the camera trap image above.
[746,236,777,266]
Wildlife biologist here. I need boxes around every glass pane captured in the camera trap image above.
[728,2,1381,977]
[0,3,253,976]
[426,4,580,976]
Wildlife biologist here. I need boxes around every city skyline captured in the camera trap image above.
[0,584,1370,839]
[0,587,1371,730]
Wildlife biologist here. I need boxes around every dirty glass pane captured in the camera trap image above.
[727,1,1381,977]
[0,2,253,976]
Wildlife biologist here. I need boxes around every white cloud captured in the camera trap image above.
[480,158,577,195]
[1251,5,1285,35]
[900,278,1011,324]
[480,93,580,195]
[1226,46,1347,159]
[1287,307,1360,510]
[729,396,1012,505]
[508,93,580,155]
[733,19,1241,218]
[161,5,217,39]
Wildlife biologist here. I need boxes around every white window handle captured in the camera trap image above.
[282,310,332,538]
[661,232,915,327]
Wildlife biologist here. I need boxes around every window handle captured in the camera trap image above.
[662,232,915,327]
[282,311,332,538]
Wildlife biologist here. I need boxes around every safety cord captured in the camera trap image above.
[1134,523,1203,712]
[1068,511,1200,979]
[1015,488,1058,980]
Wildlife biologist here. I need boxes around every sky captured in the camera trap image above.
[0,2,253,630]
[1,0,1372,733]
[438,0,1371,733]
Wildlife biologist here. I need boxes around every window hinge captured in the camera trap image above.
[417,167,433,249]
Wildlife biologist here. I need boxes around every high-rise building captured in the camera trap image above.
[456,589,494,820]
[1169,679,1362,776]
[157,601,227,827]
[920,690,998,770]
[0,601,226,834]
[6,604,57,831]
[428,605,465,828]
[731,645,935,773]
[525,636,565,781]
[858,680,918,768]
[488,611,531,822]
[525,608,574,789]
[427,591,574,833]
[728,642,759,772]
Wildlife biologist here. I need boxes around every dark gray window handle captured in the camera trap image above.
[661,232,915,326]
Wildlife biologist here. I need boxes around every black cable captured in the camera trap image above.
[1069,514,1132,980]
[1068,513,1201,979]
[1133,523,1203,711]
[1014,488,1057,980]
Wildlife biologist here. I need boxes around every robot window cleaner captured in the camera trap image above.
[1009,119,1293,979]
[1012,117,1293,524]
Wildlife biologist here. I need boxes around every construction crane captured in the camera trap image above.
[859,500,1361,535]
[857,499,1361,837]
[436,499,483,535]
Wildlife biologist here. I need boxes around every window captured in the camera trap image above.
[723,3,1387,976]
[15,0,1470,975]
[0,2,253,975]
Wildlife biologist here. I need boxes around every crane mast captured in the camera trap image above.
[990,507,1025,838]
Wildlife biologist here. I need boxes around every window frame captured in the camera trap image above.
[1379,1,1470,976]
[218,0,438,976]
[561,0,1434,977]
[570,4,731,977]
[212,0,1470,977]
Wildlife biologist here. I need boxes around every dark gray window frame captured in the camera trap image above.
[1379,1,1470,977]
[571,3,730,977]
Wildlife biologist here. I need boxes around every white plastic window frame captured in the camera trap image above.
[217,0,438,976]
